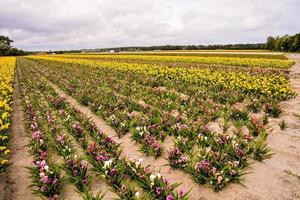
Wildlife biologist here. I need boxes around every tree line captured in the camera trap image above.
[84,43,266,52]
[0,35,28,56]
[266,33,300,52]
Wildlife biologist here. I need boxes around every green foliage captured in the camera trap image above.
[0,35,28,56]
[266,33,300,52]
[278,120,288,130]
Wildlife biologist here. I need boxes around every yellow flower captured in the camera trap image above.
[1,159,8,165]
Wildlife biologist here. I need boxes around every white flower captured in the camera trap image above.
[138,131,144,137]
[138,158,143,163]
[206,147,211,154]
[44,166,49,172]
[156,173,161,179]
[103,159,113,169]
[135,192,140,198]
[204,136,208,141]
[232,140,238,147]
[150,174,156,182]
[39,172,45,177]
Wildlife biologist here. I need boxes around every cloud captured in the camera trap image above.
[0,0,299,50]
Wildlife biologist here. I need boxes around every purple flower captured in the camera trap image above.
[230,169,237,176]
[52,194,58,200]
[110,168,118,176]
[40,160,48,170]
[121,184,127,191]
[52,178,58,185]
[155,187,163,196]
[166,194,174,200]
[80,160,88,169]
[40,186,46,192]
[235,148,244,157]
[40,176,50,183]
[82,178,88,185]
[73,169,78,176]
[32,130,43,140]
[195,160,210,173]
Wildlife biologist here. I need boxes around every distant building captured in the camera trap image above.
[109,49,115,53]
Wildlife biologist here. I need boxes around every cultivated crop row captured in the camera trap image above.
[57,54,294,69]
[0,57,15,172]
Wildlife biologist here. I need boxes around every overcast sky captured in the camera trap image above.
[0,0,299,51]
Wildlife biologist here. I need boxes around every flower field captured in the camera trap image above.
[56,54,295,69]
[0,57,15,172]
[1,53,297,199]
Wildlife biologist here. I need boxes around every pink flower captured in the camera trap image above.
[195,160,210,173]
[155,187,163,195]
[72,122,83,135]
[121,184,127,191]
[56,134,65,146]
[52,194,58,200]
[82,178,88,185]
[39,151,48,160]
[73,169,78,176]
[97,129,104,136]
[217,175,223,184]
[235,148,244,157]
[40,176,50,183]
[40,186,46,192]
[163,177,170,184]
[178,188,185,197]
[80,160,88,169]
[59,109,66,117]
[230,169,237,176]
[32,130,43,140]
[40,160,48,170]
[166,194,174,200]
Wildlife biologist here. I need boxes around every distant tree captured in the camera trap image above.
[265,33,300,52]
[0,35,28,56]
[291,33,300,52]
[266,36,275,50]
[0,36,13,50]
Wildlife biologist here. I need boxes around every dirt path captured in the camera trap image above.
[0,68,38,200]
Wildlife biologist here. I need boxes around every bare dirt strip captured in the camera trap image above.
[45,53,300,200]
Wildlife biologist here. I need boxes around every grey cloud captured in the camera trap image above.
[0,0,299,50]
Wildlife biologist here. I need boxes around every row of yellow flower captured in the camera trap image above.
[28,56,295,101]
[0,57,15,172]
[58,54,295,69]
